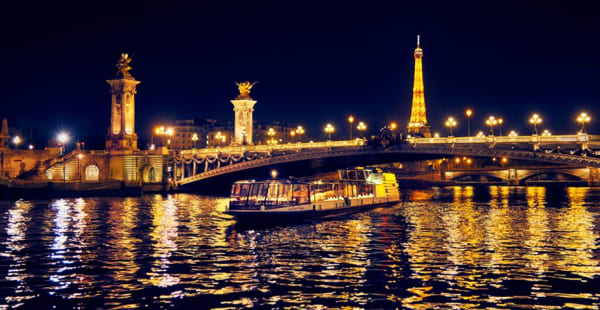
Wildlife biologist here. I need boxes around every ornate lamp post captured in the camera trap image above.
[485,116,498,136]
[529,113,542,135]
[508,130,518,137]
[444,117,457,137]
[465,109,472,136]
[289,130,296,143]
[356,121,367,138]
[12,136,21,149]
[347,115,355,139]
[498,118,504,136]
[576,112,591,133]
[296,126,305,142]
[324,123,335,141]
[541,129,551,137]
[191,133,199,149]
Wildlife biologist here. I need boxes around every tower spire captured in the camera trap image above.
[407,35,431,137]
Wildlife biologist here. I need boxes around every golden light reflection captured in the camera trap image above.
[139,195,180,288]
[399,186,600,308]
[4,200,35,306]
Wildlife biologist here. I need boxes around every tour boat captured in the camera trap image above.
[226,168,400,222]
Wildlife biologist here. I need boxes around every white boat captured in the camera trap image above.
[226,168,400,222]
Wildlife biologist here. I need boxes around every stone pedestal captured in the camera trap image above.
[231,97,256,145]
[106,77,140,154]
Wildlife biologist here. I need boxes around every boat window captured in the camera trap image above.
[265,183,279,207]
[348,170,358,180]
[278,184,293,206]
[230,183,250,207]
[339,170,349,180]
[247,183,266,205]
[292,184,309,205]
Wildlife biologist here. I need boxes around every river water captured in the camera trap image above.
[0,187,599,309]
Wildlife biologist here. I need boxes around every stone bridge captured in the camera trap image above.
[172,134,600,188]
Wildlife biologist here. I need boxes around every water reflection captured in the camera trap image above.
[0,187,599,308]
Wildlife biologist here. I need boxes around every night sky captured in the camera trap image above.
[1,1,599,146]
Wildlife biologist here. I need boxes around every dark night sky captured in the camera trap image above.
[1,1,599,146]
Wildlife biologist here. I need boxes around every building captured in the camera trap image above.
[254,122,295,145]
[407,35,431,138]
[170,118,218,150]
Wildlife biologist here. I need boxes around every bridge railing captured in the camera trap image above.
[408,134,600,145]
[179,139,366,156]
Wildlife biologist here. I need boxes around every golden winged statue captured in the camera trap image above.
[235,81,258,98]
[116,53,133,78]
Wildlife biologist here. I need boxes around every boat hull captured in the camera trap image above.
[226,200,398,224]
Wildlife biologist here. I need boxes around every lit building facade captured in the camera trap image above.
[407,35,431,138]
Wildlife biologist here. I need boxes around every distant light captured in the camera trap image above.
[271,169,278,178]
[12,136,21,145]
[28,144,34,150]
[57,132,70,145]
[77,153,83,159]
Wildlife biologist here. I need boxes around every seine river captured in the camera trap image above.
[1,187,599,309]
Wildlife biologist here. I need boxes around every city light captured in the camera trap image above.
[57,132,70,145]
[485,116,498,135]
[324,123,335,140]
[498,118,504,136]
[12,136,21,147]
[444,117,457,137]
[28,144,34,150]
[348,115,355,139]
[529,113,542,135]
[508,130,518,137]
[77,153,83,159]
[434,132,440,138]
[271,169,278,178]
[541,129,551,137]
[191,133,199,148]
[501,157,508,164]
[466,158,472,164]
[356,121,367,137]
[476,131,485,138]
[576,112,591,133]
[296,126,305,142]
[389,122,397,130]
[466,109,473,136]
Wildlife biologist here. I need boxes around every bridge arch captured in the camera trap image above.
[519,171,586,185]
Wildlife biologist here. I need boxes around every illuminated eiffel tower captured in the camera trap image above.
[407,35,431,138]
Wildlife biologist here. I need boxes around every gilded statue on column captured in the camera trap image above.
[116,53,133,78]
[235,81,258,98]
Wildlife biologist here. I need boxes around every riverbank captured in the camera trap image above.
[0,178,168,199]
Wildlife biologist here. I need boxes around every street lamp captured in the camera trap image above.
[296,126,305,142]
[347,115,355,139]
[324,123,335,141]
[541,129,551,137]
[529,113,542,135]
[444,117,457,137]
[271,169,278,179]
[191,133,199,148]
[508,130,518,137]
[289,130,296,143]
[485,116,498,136]
[267,127,276,144]
[356,121,367,138]
[12,136,21,149]
[498,118,504,136]
[57,132,70,155]
[476,131,486,138]
[466,109,472,136]
[576,112,591,133]
[77,153,83,182]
